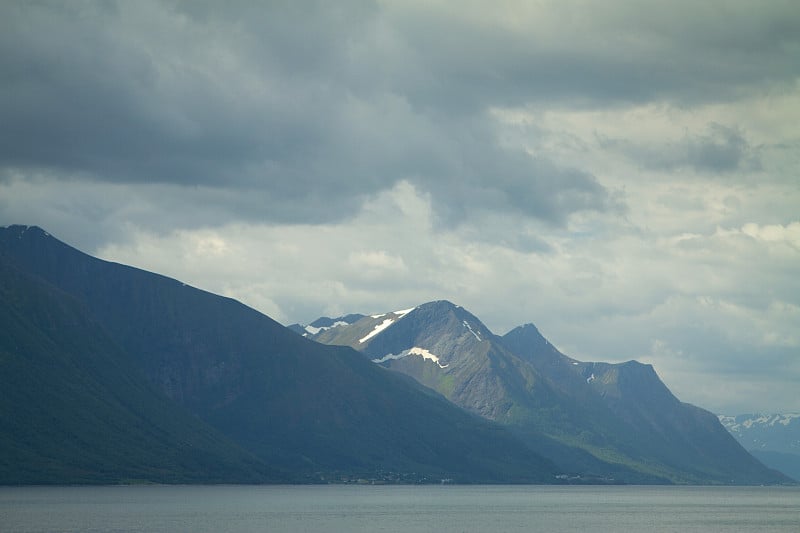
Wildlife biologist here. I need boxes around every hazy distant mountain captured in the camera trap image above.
[311,300,789,485]
[719,414,800,481]
[0,225,556,484]
[287,314,365,337]
[502,322,788,484]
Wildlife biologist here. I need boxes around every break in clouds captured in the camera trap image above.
[1,0,799,413]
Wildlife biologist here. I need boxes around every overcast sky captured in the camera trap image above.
[2,1,799,414]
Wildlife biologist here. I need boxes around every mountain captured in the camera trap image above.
[310,300,789,484]
[502,323,789,484]
[0,225,556,484]
[315,303,567,425]
[287,314,365,337]
[0,253,277,484]
[719,414,800,481]
[719,414,800,455]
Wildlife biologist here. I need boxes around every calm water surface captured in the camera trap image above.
[1,485,798,532]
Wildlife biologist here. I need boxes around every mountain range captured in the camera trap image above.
[298,301,789,484]
[0,225,555,484]
[719,414,800,481]
[0,225,789,485]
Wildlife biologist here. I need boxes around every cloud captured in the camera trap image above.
[6,0,798,236]
[2,1,799,413]
[0,1,618,231]
[376,0,800,108]
[598,123,762,173]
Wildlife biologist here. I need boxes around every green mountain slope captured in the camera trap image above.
[502,325,788,484]
[0,225,556,483]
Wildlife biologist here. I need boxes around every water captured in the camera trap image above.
[0,485,798,532]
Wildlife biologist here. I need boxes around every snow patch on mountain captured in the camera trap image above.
[719,413,800,459]
[409,347,448,368]
[304,321,348,336]
[778,414,800,426]
[463,320,482,341]
[360,318,395,343]
[372,347,449,369]
[720,413,800,432]
[359,308,415,343]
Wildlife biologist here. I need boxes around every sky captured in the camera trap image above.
[1,0,798,415]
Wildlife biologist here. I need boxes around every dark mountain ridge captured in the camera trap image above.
[0,254,277,484]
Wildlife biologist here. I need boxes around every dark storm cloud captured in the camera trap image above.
[599,123,762,173]
[377,1,800,110]
[1,1,798,232]
[686,125,761,173]
[0,1,394,226]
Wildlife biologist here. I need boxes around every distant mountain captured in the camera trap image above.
[310,300,789,485]
[502,322,786,484]
[287,314,365,337]
[719,414,800,481]
[0,225,556,484]
[719,414,800,454]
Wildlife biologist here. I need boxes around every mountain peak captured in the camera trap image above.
[288,313,366,337]
[1,224,51,239]
[504,322,545,337]
[502,321,555,363]
[415,299,459,313]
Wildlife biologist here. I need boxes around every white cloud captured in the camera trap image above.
[4,1,800,414]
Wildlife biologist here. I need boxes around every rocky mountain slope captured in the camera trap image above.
[306,300,789,484]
